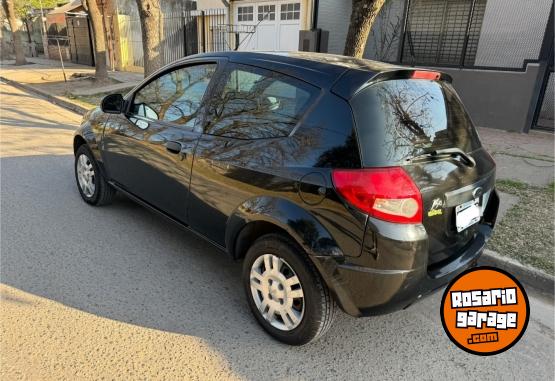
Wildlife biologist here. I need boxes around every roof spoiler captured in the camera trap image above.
[331,68,452,100]
[369,69,452,84]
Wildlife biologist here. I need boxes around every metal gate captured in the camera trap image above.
[196,9,235,53]
[536,71,554,131]
[162,10,199,63]
[399,0,487,67]
[66,13,94,66]
[118,8,200,70]
[533,7,554,132]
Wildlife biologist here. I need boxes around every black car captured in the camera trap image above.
[74,51,499,345]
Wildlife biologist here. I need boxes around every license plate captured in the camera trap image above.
[455,199,481,232]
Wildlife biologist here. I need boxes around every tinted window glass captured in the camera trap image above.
[351,79,481,166]
[205,64,317,139]
[132,64,216,127]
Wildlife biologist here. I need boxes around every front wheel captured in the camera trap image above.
[243,234,336,345]
[74,144,115,206]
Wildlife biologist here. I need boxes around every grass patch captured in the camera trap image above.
[496,179,529,191]
[488,180,554,275]
[64,95,96,109]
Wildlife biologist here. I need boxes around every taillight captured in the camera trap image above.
[331,167,422,224]
[411,70,441,80]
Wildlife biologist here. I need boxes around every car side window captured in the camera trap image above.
[204,64,317,139]
[131,64,216,128]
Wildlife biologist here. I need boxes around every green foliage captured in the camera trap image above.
[13,0,68,19]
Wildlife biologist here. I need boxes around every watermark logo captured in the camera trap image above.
[440,267,529,356]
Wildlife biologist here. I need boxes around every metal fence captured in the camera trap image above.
[537,71,554,130]
[118,10,197,69]
[118,15,143,68]
[194,9,232,53]
[161,11,198,62]
[400,0,487,67]
[66,14,94,66]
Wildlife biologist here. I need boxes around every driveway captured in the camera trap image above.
[1,82,553,380]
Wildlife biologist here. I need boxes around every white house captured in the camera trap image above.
[196,0,315,51]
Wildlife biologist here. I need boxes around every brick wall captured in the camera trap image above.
[47,44,71,61]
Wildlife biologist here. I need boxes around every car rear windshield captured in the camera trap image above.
[350,79,481,166]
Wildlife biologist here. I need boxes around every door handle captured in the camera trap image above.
[165,140,182,154]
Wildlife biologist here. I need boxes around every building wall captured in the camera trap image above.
[317,0,351,54]
[438,64,543,132]
[47,44,71,61]
[363,0,405,62]
[197,0,226,10]
[474,0,552,68]
[318,0,552,67]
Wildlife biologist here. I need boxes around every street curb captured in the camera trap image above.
[479,249,554,295]
[0,76,88,115]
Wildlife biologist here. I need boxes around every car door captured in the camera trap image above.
[101,60,221,223]
[188,63,319,245]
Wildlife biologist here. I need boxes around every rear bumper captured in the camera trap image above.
[311,223,492,317]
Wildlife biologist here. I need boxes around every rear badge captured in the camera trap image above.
[428,198,444,217]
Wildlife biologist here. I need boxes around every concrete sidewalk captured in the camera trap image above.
[0,57,143,85]
[478,127,554,187]
[0,57,142,111]
[476,127,554,224]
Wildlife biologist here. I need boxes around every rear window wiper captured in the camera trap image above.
[405,148,476,167]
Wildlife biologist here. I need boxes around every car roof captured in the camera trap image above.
[180,51,405,97]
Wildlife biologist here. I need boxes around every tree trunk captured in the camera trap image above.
[344,0,386,58]
[2,0,27,65]
[135,0,163,78]
[84,0,109,81]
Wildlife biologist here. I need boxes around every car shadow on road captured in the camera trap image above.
[2,154,552,380]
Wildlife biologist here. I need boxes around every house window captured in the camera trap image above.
[280,3,300,21]
[237,6,254,22]
[258,5,276,21]
[401,0,487,66]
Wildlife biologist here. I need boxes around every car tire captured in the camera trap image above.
[74,144,116,206]
[243,233,336,345]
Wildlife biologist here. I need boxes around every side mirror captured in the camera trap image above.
[101,93,124,114]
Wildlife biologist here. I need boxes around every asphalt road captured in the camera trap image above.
[1,81,554,380]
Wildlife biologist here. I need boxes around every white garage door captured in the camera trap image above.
[235,2,301,52]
